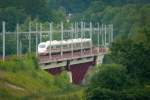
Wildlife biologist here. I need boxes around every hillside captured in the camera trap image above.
[0,55,84,100]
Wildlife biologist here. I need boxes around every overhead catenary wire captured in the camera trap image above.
[2,21,5,61]
[97,23,100,52]
[36,23,38,57]
[28,22,31,53]
[16,24,19,56]
[61,22,64,56]
[0,21,113,59]
[49,23,52,58]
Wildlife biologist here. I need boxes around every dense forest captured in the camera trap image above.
[0,0,150,99]
[0,0,150,37]
[86,26,150,99]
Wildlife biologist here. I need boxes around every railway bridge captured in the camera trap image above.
[39,47,107,84]
[1,21,113,84]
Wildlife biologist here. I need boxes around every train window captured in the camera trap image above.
[69,44,71,48]
[83,42,86,46]
[55,45,59,48]
[39,44,46,48]
[77,43,80,47]
[47,46,50,49]
[87,42,90,46]
[52,45,56,49]
[47,46,54,49]
[73,44,76,48]
[63,45,68,48]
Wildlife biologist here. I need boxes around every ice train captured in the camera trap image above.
[38,38,92,55]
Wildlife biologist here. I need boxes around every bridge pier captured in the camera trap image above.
[69,61,93,84]
[41,53,105,85]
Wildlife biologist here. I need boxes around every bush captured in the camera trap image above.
[87,88,119,100]
[86,64,130,100]
[86,64,150,100]
[88,64,128,91]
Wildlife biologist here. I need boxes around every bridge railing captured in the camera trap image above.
[39,47,108,64]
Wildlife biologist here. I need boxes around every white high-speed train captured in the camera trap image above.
[38,38,92,55]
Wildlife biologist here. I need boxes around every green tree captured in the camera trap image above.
[111,33,150,83]
[86,64,129,100]
[0,7,26,31]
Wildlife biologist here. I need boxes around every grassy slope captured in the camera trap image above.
[0,55,85,100]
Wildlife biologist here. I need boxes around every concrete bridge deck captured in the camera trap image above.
[39,47,107,64]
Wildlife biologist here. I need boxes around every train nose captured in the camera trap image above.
[38,48,46,53]
[38,48,48,55]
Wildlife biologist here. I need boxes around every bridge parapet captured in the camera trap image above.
[39,47,107,64]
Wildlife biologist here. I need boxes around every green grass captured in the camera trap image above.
[0,55,85,100]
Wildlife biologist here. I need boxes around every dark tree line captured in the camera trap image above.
[0,0,66,31]
[86,25,150,100]
[84,1,150,99]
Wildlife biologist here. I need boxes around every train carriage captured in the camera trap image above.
[38,38,92,55]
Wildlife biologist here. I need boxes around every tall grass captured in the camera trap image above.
[0,54,85,99]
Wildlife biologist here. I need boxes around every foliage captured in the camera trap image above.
[0,0,67,31]
[83,2,150,39]
[86,64,128,99]
[0,7,26,31]
[87,86,150,100]
[47,0,91,13]
[86,23,150,99]
[86,64,150,100]
[111,32,150,83]
[0,55,84,99]
[86,25,150,99]
[102,54,114,64]
[87,64,129,90]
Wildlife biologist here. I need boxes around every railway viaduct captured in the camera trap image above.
[0,21,113,84]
